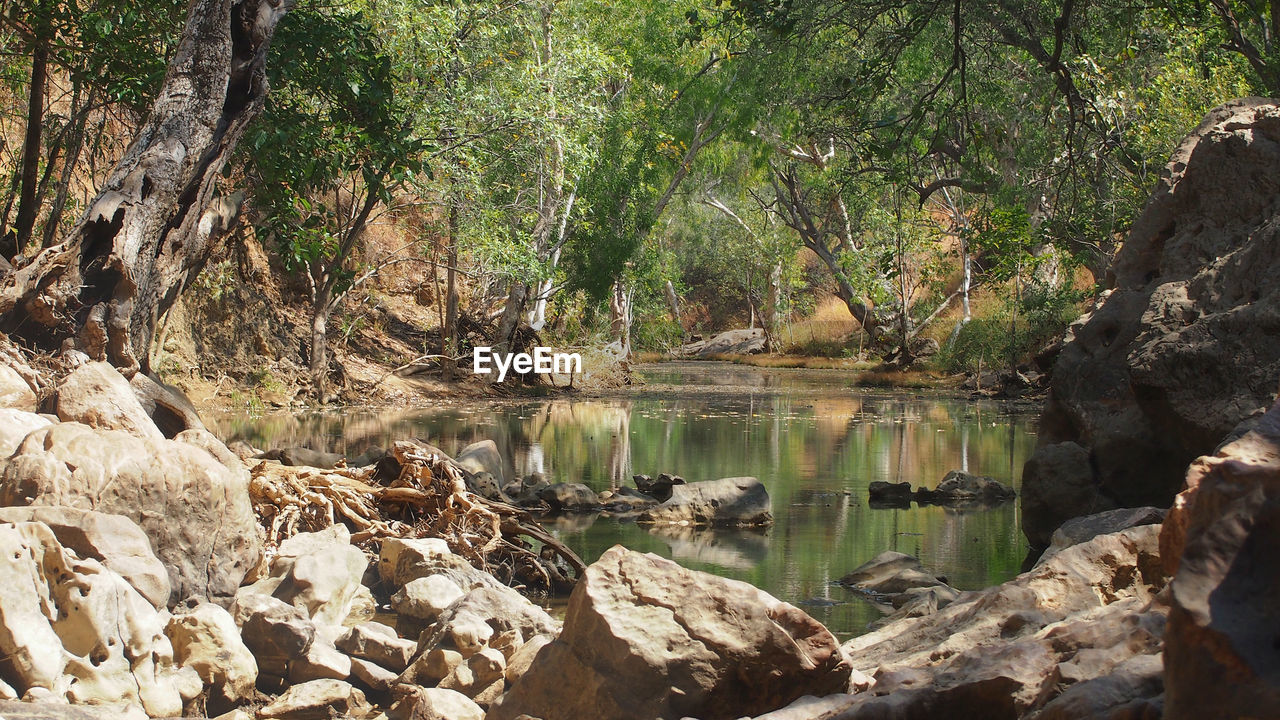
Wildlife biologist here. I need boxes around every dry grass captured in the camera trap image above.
[776,297,860,356]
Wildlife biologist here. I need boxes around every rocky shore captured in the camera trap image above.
[0,332,1275,720]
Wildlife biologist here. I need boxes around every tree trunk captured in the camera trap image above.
[8,36,49,258]
[494,280,529,357]
[442,202,459,382]
[0,0,291,376]
[609,279,631,357]
[310,280,332,400]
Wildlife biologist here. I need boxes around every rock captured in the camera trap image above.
[915,470,1015,505]
[466,470,508,502]
[634,473,685,502]
[412,647,464,683]
[349,657,398,692]
[0,408,48,455]
[391,575,465,621]
[241,524,367,627]
[0,362,37,411]
[231,592,316,677]
[0,423,260,606]
[390,687,484,720]
[837,551,953,607]
[1035,653,1164,720]
[378,536,504,594]
[455,439,505,484]
[638,476,773,527]
[489,546,850,720]
[821,526,1168,719]
[1037,506,1167,566]
[1023,442,1119,548]
[337,622,417,672]
[867,481,913,507]
[54,362,163,441]
[504,634,552,685]
[258,678,370,720]
[537,482,600,511]
[127,372,205,438]
[438,648,506,698]
[0,506,170,609]
[0,521,186,716]
[0,701,144,720]
[166,602,258,705]
[1022,98,1280,546]
[288,636,351,683]
[1160,398,1280,719]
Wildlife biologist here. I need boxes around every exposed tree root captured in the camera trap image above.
[248,438,584,594]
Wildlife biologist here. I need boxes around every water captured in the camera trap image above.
[209,362,1038,639]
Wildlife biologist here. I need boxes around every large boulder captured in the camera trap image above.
[0,521,190,716]
[1021,98,1280,546]
[0,506,169,609]
[54,362,163,441]
[0,422,260,606]
[239,524,367,627]
[1159,398,1280,719]
[488,546,851,720]
[454,439,505,484]
[638,476,773,527]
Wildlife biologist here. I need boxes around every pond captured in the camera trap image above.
[209,362,1039,640]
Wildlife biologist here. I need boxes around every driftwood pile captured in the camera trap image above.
[249,439,584,594]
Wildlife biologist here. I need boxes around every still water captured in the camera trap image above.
[209,362,1038,639]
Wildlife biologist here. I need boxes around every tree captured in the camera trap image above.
[0,0,291,375]
[248,5,423,397]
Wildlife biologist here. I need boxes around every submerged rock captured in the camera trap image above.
[867,481,913,507]
[538,482,600,511]
[1022,98,1280,546]
[489,546,850,720]
[837,551,954,608]
[633,472,685,502]
[777,525,1169,720]
[638,476,773,527]
[915,470,1015,506]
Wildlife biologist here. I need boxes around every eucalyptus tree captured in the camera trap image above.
[0,0,290,374]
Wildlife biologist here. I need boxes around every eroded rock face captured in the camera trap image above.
[1022,98,1280,546]
[1160,398,1280,719]
[489,546,850,720]
[0,422,260,606]
[0,521,187,716]
[0,506,170,609]
[638,476,773,527]
[166,602,258,706]
[802,526,1170,720]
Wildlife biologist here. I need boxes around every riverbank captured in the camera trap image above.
[0,346,1241,720]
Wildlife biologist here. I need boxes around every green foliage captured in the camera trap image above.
[939,285,1088,374]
